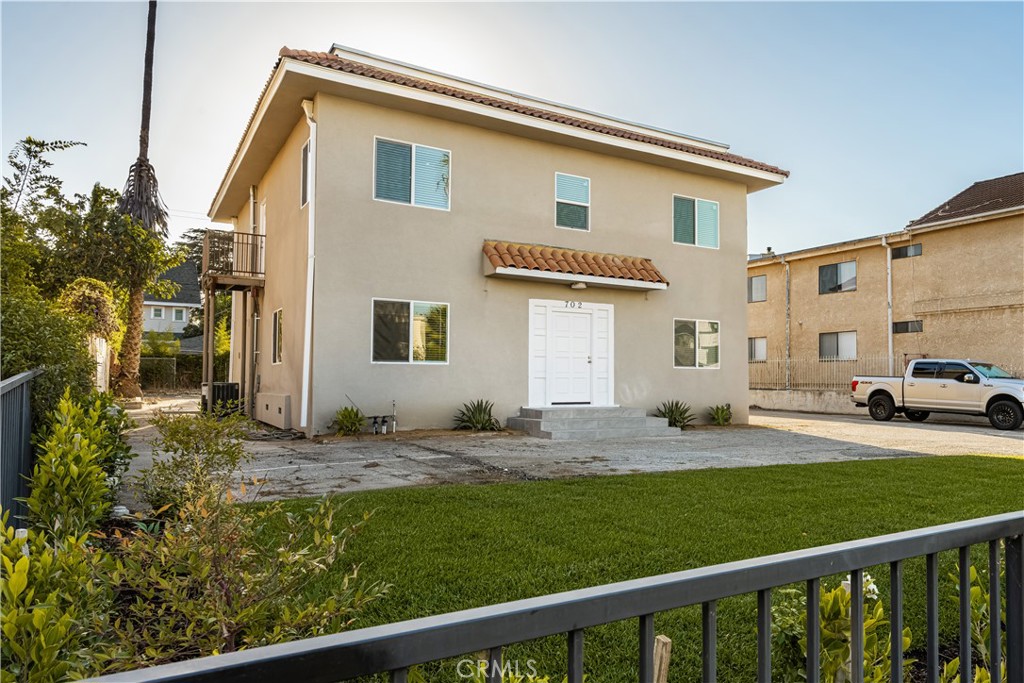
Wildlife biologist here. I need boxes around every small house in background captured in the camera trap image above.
[143,261,201,337]
[205,45,788,436]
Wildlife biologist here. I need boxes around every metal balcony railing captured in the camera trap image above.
[84,512,1023,683]
[202,230,265,279]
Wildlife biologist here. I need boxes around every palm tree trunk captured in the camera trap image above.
[113,287,145,397]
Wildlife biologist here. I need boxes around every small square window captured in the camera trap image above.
[893,320,923,334]
[748,337,767,362]
[372,299,449,364]
[748,275,767,303]
[819,331,857,360]
[892,243,922,259]
[374,138,450,210]
[818,261,857,294]
[674,318,720,369]
[151,307,164,320]
[172,308,186,323]
[673,195,719,248]
[555,173,590,230]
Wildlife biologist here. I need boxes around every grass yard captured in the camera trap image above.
[267,455,1023,682]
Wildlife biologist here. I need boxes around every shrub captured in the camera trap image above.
[939,560,1008,683]
[654,400,696,430]
[58,277,123,353]
[25,391,112,538]
[453,400,502,431]
[333,406,367,436]
[135,410,250,514]
[86,391,134,488]
[140,330,179,357]
[707,403,732,426]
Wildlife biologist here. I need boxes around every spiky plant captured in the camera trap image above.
[453,400,502,432]
[654,400,697,430]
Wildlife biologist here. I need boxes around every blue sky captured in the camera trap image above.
[2,2,1022,253]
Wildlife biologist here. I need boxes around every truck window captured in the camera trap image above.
[911,362,940,378]
[938,363,971,381]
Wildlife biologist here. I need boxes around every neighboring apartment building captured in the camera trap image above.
[206,45,788,435]
[747,172,1024,388]
[144,261,201,337]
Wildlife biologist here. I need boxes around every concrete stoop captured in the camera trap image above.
[506,406,681,440]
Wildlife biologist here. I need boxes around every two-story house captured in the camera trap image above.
[205,45,788,436]
[143,261,201,337]
[747,172,1023,408]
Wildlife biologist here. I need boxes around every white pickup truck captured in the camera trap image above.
[851,359,1024,430]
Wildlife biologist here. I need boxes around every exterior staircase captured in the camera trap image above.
[506,406,681,440]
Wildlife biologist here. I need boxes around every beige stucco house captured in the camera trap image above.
[747,172,1023,404]
[205,45,788,435]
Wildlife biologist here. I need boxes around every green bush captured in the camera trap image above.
[140,330,179,358]
[453,399,502,431]
[25,391,112,538]
[333,406,367,436]
[87,391,134,489]
[707,403,733,426]
[654,400,696,429]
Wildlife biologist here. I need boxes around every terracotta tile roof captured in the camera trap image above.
[483,240,668,285]
[279,48,789,178]
[907,172,1024,228]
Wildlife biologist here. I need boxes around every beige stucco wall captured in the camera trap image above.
[301,94,755,434]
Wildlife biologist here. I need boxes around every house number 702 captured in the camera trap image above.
[564,300,584,309]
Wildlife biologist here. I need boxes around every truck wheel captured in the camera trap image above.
[904,410,929,422]
[869,394,896,422]
[987,400,1023,430]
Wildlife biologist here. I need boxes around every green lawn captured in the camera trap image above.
[270,456,1023,682]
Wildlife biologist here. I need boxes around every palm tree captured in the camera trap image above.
[113,0,169,397]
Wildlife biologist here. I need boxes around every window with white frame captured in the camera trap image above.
[300,140,310,207]
[674,319,720,369]
[747,274,767,303]
[372,299,449,363]
[748,337,767,362]
[818,260,857,294]
[673,195,719,248]
[272,309,283,364]
[555,173,590,230]
[819,331,857,360]
[151,306,164,320]
[172,308,186,323]
[374,138,450,210]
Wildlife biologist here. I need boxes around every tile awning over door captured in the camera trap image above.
[482,240,669,291]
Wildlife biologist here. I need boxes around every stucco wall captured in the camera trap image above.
[306,94,754,434]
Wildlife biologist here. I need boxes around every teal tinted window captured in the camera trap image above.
[556,173,589,230]
[413,145,450,210]
[673,196,695,244]
[374,139,412,203]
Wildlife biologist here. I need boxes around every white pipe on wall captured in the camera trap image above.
[299,99,317,430]
[882,236,894,375]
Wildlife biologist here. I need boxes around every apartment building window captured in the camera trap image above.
[818,260,857,294]
[748,337,767,362]
[673,195,719,248]
[300,140,310,207]
[893,320,923,334]
[151,307,164,320]
[748,275,767,303]
[374,138,450,210]
[372,299,449,363]
[819,331,857,360]
[272,309,283,364]
[555,173,590,230]
[172,308,186,323]
[892,243,922,259]
[674,319,720,369]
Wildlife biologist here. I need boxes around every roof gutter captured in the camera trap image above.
[907,205,1024,232]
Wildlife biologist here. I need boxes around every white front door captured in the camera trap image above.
[549,309,592,404]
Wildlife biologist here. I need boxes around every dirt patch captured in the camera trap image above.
[315,428,524,443]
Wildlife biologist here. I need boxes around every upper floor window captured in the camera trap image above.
[172,308,186,323]
[372,299,449,364]
[673,195,719,248]
[818,260,856,294]
[819,331,856,360]
[892,243,922,259]
[555,173,590,230]
[748,274,767,303]
[893,320,923,334]
[150,306,164,320]
[674,319,720,369]
[374,138,450,210]
[300,140,310,208]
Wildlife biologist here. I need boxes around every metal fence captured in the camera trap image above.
[140,357,177,390]
[1,369,40,519]
[749,354,895,391]
[85,512,1023,683]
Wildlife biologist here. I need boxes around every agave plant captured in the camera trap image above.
[708,403,733,426]
[453,399,502,431]
[654,400,697,430]
[333,406,366,436]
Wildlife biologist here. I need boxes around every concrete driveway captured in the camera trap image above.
[120,397,1022,506]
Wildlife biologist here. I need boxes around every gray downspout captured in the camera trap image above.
[783,256,791,390]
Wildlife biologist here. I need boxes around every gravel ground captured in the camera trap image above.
[119,396,1022,507]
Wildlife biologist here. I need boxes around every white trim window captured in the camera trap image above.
[818,260,857,294]
[374,137,450,210]
[272,309,283,364]
[372,299,449,364]
[555,173,590,230]
[819,331,857,360]
[673,195,719,248]
[172,307,186,323]
[674,319,720,369]
[747,274,767,303]
[300,140,311,208]
[150,306,164,320]
[748,337,767,362]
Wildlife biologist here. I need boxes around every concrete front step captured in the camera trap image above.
[507,407,681,440]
